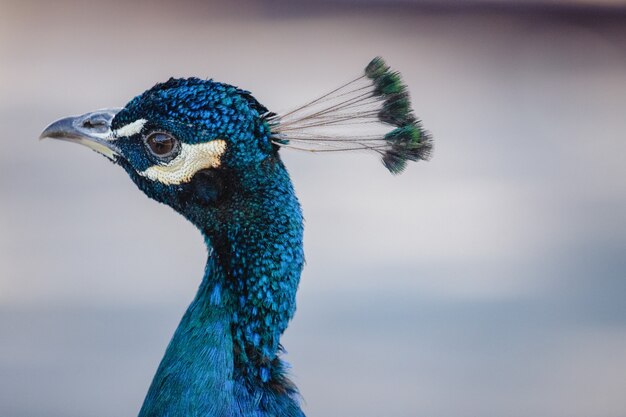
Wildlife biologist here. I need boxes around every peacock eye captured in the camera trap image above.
[145,132,179,159]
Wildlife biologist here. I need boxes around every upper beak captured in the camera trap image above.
[40,108,123,161]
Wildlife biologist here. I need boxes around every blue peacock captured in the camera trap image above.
[40,57,432,417]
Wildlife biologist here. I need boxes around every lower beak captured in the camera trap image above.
[40,108,123,161]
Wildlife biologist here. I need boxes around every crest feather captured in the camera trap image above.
[268,57,433,174]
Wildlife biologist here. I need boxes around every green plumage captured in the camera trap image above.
[374,71,406,96]
[379,93,414,126]
[365,56,390,79]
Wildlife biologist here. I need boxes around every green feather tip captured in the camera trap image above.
[378,93,414,126]
[365,57,433,173]
[374,71,406,96]
[381,152,408,174]
[381,122,433,174]
[365,57,389,79]
[385,124,422,145]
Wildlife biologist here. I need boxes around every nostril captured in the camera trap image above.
[82,117,108,131]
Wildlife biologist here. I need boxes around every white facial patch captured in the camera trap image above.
[138,140,227,185]
[112,119,147,139]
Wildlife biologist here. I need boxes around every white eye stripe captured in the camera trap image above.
[138,140,227,185]
[111,119,148,139]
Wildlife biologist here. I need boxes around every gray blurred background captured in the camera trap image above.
[1,1,626,416]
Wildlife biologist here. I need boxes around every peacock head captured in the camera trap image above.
[40,78,284,234]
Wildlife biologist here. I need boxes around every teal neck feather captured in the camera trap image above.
[139,157,305,417]
[138,255,235,416]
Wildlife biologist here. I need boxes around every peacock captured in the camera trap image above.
[40,57,432,417]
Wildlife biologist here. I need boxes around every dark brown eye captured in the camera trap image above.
[145,132,179,158]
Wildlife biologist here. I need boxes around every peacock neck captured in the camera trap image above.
[138,254,235,416]
[139,156,305,416]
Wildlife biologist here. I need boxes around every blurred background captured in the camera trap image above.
[1,0,626,416]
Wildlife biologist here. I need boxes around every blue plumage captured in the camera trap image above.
[113,78,305,416]
[40,57,431,417]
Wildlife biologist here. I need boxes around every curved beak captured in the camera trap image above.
[40,108,123,161]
